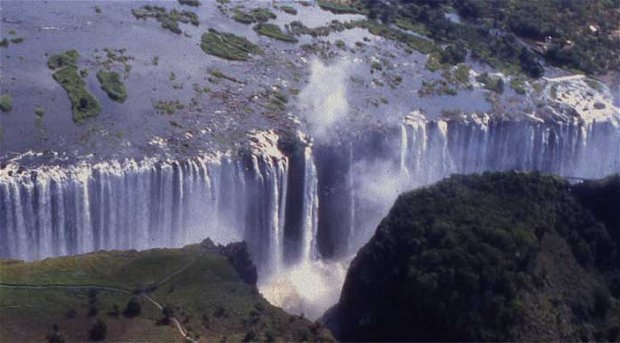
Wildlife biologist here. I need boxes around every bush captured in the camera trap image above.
[439,44,466,65]
[160,305,175,324]
[124,297,141,317]
[89,320,107,341]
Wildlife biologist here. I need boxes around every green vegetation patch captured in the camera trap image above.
[318,0,365,14]
[418,79,457,97]
[200,29,263,61]
[154,100,185,115]
[0,242,334,342]
[47,49,79,70]
[132,5,199,34]
[254,23,298,43]
[279,5,297,15]
[178,0,201,7]
[9,37,24,44]
[352,20,437,54]
[0,94,12,112]
[48,50,101,123]
[0,38,8,48]
[233,7,277,24]
[289,20,347,37]
[476,73,505,94]
[96,71,128,103]
[510,77,527,95]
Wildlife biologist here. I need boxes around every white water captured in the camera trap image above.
[1,120,619,318]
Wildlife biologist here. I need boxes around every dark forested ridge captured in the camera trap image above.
[321,0,620,76]
[325,172,620,342]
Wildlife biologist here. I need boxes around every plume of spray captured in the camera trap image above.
[298,58,351,141]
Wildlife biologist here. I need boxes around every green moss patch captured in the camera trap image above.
[0,94,12,112]
[132,5,199,34]
[48,50,101,123]
[97,71,128,103]
[254,23,297,43]
[200,29,263,61]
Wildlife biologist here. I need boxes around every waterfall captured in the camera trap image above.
[301,146,319,262]
[2,120,619,269]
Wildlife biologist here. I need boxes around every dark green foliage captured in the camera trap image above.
[331,172,619,341]
[178,0,201,7]
[89,319,107,341]
[0,38,8,48]
[280,6,297,15]
[233,8,277,24]
[124,297,141,317]
[47,50,79,70]
[51,66,101,123]
[131,6,199,34]
[96,70,128,103]
[351,20,437,54]
[0,94,12,112]
[439,44,466,65]
[200,29,263,61]
[48,51,101,123]
[253,23,298,43]
[476,73,504,94]
[358,0,619,75]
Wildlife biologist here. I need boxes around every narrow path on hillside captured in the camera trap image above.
[0,259,202,343]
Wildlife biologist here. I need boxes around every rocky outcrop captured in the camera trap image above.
[201,238,258,285]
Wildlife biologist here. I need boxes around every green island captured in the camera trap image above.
[254,23,298,43]
[96,70,128,103]
[0,240,334,342]
[233,7,277,24]
[279,6,298,15]
[131,5,199,34]
[200,29,263,61]
[178,0,201,7]
[48,50,101,123]
[0,94,12,112]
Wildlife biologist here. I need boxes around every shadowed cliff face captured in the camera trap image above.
[325,172,620,342]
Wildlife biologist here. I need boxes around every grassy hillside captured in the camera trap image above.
[326,172,620,341]
[0,241,333,342]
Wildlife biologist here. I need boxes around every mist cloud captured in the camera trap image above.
[299,58,351,141]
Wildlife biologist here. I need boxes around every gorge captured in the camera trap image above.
[1,0,620,331]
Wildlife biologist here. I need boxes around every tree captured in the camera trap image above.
[47,324,66,343]
[124,297,142,317]
[160,305,175,325]
[89,320,107,341]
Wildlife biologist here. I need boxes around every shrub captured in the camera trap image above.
[124,297,141,317]
[89,320,107,341]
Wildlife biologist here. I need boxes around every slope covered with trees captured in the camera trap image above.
[326,172,620,341]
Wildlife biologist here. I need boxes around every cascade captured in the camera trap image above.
[1,120,619,271]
